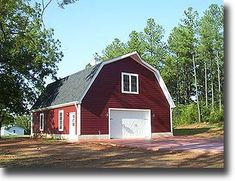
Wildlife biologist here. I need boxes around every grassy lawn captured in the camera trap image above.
[0,123,224,168]
[173,122,224,138]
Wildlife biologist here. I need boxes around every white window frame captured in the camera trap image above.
[121,72,139,94]
[39,113,44,131]
[58,110,64,131]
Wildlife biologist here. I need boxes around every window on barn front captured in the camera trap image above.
[121,72,139,94]
[39,113,44,131]
[58,110,64,131]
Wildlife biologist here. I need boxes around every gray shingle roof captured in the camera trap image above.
[31,63,102,110]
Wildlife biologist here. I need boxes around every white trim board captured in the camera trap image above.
[76,104,81,136]
[170,108,173,133]
[152,132,173,137]
[31,101,79,112]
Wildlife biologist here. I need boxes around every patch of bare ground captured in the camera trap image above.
[0,137,223,168]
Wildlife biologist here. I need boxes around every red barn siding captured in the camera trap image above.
[81,57,170,135]
[33,105,77,134]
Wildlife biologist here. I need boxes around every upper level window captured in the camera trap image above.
[39,113,44,131]
[58,110,64,131]
[121,72,139,94]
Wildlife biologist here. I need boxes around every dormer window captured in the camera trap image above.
[121,72,139,94]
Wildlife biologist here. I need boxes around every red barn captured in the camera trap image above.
[31,52,175,140]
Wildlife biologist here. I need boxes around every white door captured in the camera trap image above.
[109,109,151,139]
[69,112,76,139]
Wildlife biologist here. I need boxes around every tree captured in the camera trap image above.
[0,0,63,134]
[142,18,166,69]
[127,31,145,56]
[100,38,128,61]
[14,115,31,134]
[192,53,201,122]
[167,7,199,105]
[96,18,166,69]
[160,55,178,103]
[198,4,224,111]
[40,0,79,23]
[92,4,224,124]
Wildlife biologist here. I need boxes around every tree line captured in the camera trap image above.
[91,4,224,124]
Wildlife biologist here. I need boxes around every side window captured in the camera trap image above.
[39,113,44,131]
[58,110,64,131]
[121,73,139,94]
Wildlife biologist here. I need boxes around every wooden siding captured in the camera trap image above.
[81,57,170,135]
[33,105,77,134]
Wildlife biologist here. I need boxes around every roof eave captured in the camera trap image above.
[31,101,80,112]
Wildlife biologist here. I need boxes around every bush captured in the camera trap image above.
[200,105,211,122]
[200,103,224,123]
[173,104,198,126]
[173,103,224,127]
[208,109,224,123]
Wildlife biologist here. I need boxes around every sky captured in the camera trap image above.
[43,0,223,84]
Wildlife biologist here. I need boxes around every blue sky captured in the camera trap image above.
[43,0,223,83]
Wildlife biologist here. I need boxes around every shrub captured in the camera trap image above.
[200,103,224,123]
[173,104,198,127]
[173,103,224,127]
[200,104,211,122]
[209,109,224,123]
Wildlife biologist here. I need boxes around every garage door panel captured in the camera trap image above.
[122,118,147,138]
[110,109,151,139]
[110,118,122,138]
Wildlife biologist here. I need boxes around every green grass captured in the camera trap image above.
[173,122,224,138]
[0,135,30,139]
[173,127,210,136]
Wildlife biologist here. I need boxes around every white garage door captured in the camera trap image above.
[109,109,151,139]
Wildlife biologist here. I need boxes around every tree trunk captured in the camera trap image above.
[176,55,179,105]
[211,59,214,111]
[0,118,2,139]
[216,51,222,111]
[184,71,188,104]
[205,62,208,107]
[192,53,201,122]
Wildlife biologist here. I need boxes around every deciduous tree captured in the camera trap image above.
[0,0,63,133]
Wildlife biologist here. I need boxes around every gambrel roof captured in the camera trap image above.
[31,52,175,111]
[31,63,102,110]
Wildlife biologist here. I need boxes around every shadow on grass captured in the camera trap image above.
[173,128,210,136]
